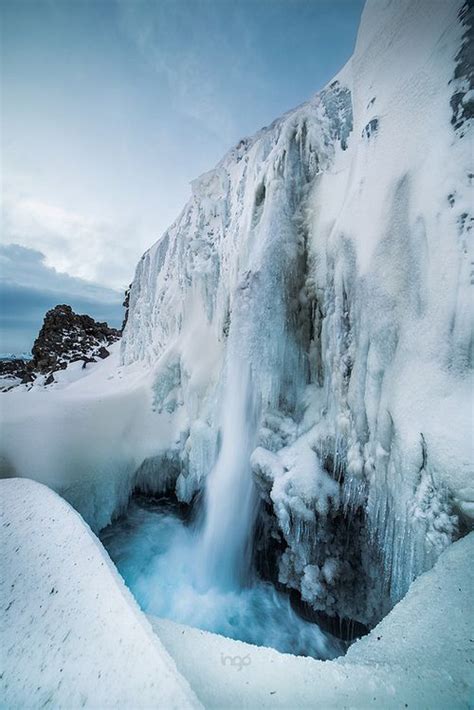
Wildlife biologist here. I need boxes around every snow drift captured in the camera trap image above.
[0,0,472,629]
[0,478,200,709]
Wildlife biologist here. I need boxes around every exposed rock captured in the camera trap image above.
[0,359,33,391]
[0,359,30,381]
[121,284,132,332]
[30,304,121,376]
[1,304,123,390]
[449,0,474,136]
[97,346,110,359]
[25,304,120,381]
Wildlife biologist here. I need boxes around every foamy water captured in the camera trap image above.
[101,497,342,659]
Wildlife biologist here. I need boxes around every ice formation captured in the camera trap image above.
[120,0,473,625]
[1,0,472,635]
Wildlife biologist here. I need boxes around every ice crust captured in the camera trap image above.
[0,0,472,626]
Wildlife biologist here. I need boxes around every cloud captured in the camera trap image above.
[0,243,124,353]
[1,187,146,291]
[0,243,121,301]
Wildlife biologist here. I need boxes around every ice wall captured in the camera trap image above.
[120,0,472,625]
[121,70,354,505]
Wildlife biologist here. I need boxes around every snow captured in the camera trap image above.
[0,0,472,630]
[0,345,182,531]
[0,375,21,391]
[0,478,200,709]
[150,530,474,709]
[0,1,472,706]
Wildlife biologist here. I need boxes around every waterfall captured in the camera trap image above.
[196,358,260,590]
[102,343,339,660]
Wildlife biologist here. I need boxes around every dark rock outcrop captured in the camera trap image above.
[0,359,30,385]
[29,304,121,377]
[121,284,132,332]
[1,301,125,389]
[450,0,474,137]
[0,305,121,388]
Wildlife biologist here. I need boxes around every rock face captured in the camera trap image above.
[31,304,121,376]
[11,304,120,383]
[0,306,121,387]
[0,359,30,390]
[0,359,29,379]
[121,284,132,332]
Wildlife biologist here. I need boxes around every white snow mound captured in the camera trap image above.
[0,478,201,709]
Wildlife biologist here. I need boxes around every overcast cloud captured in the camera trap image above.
[2,186,147,290]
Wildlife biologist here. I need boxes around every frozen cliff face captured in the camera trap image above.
[120,0,473,627]
[122,73,354,500]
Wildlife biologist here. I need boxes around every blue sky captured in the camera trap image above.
[1,0,364,353]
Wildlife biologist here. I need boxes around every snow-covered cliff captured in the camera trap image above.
[119,0,473,624]
[0,0,472,629]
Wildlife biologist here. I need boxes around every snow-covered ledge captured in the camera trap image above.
[0,478,200,709]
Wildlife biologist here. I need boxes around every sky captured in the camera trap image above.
[1,0,365,353]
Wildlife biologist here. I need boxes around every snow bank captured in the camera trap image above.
[0,478,200,709]
[0,345,186,531]
[2,477,471,709]
[150,531,474,709]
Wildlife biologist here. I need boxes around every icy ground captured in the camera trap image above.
[2,478,472,709]
[100,496,342,660]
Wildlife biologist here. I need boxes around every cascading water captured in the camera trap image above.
[101,351,342,659]
[196,360,259,590]
[100,202,345,658]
